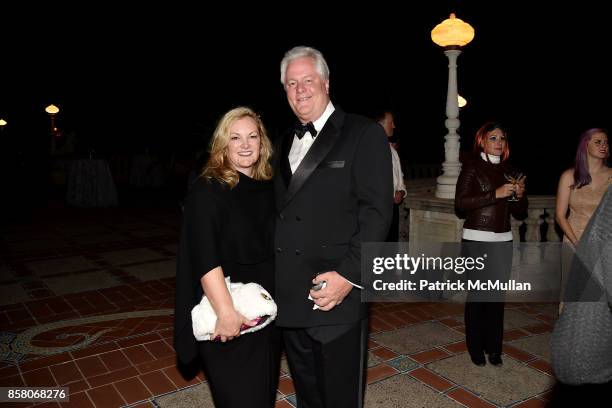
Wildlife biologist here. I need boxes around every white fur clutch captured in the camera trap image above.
[191,277,277,341]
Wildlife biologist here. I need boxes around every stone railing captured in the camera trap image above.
[401,178,561,242]
[514,196,562,242]
[402,162,441,180]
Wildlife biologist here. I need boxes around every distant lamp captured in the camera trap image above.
[45,104,60,115]
[0,118,7,131]
[458,95,467,108]
[45,104,61,136]
[431,13,475,199]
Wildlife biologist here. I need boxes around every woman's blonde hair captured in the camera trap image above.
[201,107,273,187]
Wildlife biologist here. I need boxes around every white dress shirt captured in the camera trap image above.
[390,146,406,197]
[289,102,335,173]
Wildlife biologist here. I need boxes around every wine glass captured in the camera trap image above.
[504,170,523,202]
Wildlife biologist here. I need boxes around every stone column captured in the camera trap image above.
[435,49,463,199]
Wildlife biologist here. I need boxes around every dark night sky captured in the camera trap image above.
[2,2,611,195]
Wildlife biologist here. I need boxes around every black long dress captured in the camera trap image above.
[174,173,280,408]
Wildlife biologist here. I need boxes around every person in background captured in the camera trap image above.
[376,110,406,242]
[174,107,280,408]
[455,121,527,367]
[274,45,392,408]
[555,128,611,247]
[555,128,610,315]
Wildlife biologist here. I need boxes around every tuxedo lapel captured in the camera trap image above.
[279,131,294,188]
[281,109,345,209]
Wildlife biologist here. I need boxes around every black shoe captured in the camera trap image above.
[488,353,503,366]
[470,353,486,367]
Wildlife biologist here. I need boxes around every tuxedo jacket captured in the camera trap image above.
[273,108,393,327]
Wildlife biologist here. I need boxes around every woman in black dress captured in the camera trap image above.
[174,107,280,407]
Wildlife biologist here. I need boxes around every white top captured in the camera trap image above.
[481,152,501,164]
[391,146,406,197]
[462,152,513,242]
[462,229,513,242]
[289,102,335,173]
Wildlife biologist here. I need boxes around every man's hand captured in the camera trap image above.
[309,271,353,311]
[394,191,405,204]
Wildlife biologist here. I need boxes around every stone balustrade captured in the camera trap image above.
[401,178,560,242]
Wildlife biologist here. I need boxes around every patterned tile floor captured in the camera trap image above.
[0,206,560,407]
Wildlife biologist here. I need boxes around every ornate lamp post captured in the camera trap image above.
[45,104,62,155]
[0,119,6,132]
[431,13,475,199]
[45,104,60,136]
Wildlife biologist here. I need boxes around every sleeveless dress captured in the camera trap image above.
[552,185,612,385]
[560,175,612,307]
[566,174,612,241]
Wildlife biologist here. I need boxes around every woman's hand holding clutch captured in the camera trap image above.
[212,308,254,342]
[192,278,278,341]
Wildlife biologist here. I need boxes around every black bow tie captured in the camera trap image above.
[294,121,318,139]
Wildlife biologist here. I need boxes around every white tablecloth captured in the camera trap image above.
[66,159,118,207]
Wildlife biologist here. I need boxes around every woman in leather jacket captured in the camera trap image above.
[455,121,528,367]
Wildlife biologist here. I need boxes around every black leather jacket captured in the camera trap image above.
[455,157,528,232]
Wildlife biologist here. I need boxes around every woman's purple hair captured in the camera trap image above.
[573,128,608,188]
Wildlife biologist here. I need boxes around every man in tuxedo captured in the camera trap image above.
[274,46,393,408]
[376,110,406,242]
